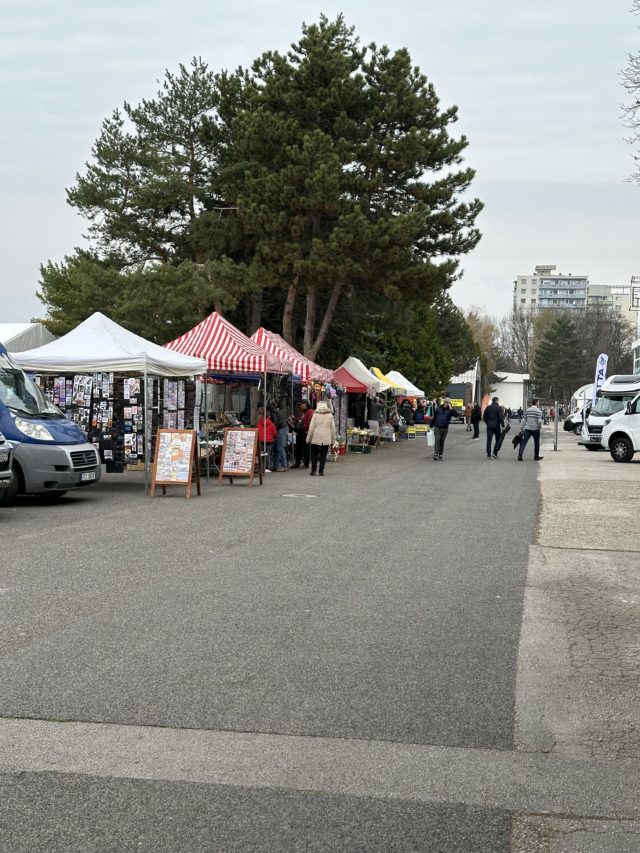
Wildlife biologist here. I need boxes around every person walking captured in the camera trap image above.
[431,397,455,461]
[517,406,523,422]
[470,401,481,439]
[464,402,472,431]
[483,396,504,458]
[518,398,544,462]
[306,400,336,476]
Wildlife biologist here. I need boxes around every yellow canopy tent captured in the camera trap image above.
[370,366,405,392]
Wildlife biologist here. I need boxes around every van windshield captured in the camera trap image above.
[591,393,636,417]
[0,354,62,417]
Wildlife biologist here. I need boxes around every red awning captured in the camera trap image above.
[332,366,370,393]
[164,313,289,374]
[253,329,333,382]
[250,328,310,382]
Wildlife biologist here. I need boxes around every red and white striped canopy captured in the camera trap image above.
[164,313,289,374]
[251,328,310,382]
[254,328,333,382]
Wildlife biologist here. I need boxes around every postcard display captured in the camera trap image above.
[35,374,200,473]
[150,429,201,498]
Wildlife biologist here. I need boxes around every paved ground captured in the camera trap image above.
[1,424,638,850]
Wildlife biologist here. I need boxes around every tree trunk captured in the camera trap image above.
[282,274,299,342]
[305,281,343,361]
[304,283,317,356]
[248,291,263,335]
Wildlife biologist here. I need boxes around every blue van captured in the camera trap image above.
[0,343,102,504]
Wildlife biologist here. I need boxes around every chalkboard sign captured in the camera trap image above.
[150,429,201,498]
[218,427,262,486]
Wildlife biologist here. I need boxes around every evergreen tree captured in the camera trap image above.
[533,314,582,401]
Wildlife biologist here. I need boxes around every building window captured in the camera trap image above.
[521,299,526,304]
[531,299,537,305]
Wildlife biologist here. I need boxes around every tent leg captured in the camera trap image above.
[144,370,150,494]
[205,377,210,483]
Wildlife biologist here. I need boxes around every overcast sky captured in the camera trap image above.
[1,0,639,323]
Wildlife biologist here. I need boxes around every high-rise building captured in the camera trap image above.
[513,265,588,311]
[631,276,640,374]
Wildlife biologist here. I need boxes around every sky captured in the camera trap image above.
[1,0,639,323]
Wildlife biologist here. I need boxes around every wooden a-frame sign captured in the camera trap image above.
[150,428,201,498]
[218,427,263,486]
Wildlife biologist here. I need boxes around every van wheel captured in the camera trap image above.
[573,424,582,435]
[0,465,20,507]
[609,435,634,463]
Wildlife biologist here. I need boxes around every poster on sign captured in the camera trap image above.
[218,427,262,486]
[150,429,200,498]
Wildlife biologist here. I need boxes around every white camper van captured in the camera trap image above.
[601,391,640,462]
[581,375,640,450]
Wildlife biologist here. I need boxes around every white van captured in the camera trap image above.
[601,392,640,462]
[581,375,640,450]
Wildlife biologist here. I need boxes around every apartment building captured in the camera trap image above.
[513,265,631,313]
[632,276,640,374]
[513,265,587,310]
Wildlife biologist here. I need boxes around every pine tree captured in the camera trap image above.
[533,314,582,401]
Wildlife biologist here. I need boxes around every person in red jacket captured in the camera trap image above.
[256,407,277,472]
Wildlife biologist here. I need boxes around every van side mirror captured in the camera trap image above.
[627,401,633,414]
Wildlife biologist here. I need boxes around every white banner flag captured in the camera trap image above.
[592,353,608,406]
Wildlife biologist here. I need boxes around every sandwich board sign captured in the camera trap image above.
[150,429,201,498]
[218,427,262,486]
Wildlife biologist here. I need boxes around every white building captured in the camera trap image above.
[490,372,530,412]
[631,276,640,374]
[513,265,588,311]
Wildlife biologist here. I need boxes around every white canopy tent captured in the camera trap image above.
[0,322,55,352]
[338,357,384,393]
[12,312,207,376]
[386,370,425,397]
[12,313,208,490]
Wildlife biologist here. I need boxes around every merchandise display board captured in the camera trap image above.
[150,429,201,498]
[218,427,262,486]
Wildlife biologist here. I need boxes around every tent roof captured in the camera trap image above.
[165,313,289,374]
[386,370,425,397]
[371,366,405,390]
[0,322,56,352]
[254,329,333,382]
[11,312,207,376]
[332,365,370,393]
[339,357,383,392]
[251,328,310,381]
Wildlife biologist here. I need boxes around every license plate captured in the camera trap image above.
[80,471,96,481]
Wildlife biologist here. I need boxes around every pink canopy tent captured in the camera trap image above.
[164,313,290,374]
[252,328,333,383]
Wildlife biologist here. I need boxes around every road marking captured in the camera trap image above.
[280,494,318,498]
[1,718,639,819]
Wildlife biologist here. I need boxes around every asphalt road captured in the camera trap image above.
[1,425,539,851]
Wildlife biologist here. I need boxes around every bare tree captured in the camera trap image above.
[622,0,640,182]
[497,307,534,373]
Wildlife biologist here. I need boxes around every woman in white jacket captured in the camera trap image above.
[306,401,337,476]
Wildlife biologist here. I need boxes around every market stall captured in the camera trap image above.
[12,312,207,490]
[385,370,425,398]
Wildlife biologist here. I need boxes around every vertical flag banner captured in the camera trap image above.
[592,353,609,406]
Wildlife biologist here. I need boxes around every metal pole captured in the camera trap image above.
[553,398,559,451]
[204,375,210,483]
[144,370,150,492]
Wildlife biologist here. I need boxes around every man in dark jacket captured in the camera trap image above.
[470,402,482,439]
[483,396,504,459]
[431,397,455,461]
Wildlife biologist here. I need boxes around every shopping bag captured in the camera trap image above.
[426,430,435,447]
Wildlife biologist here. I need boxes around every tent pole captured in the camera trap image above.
[204,374,210,483]
[144,370,150,494]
